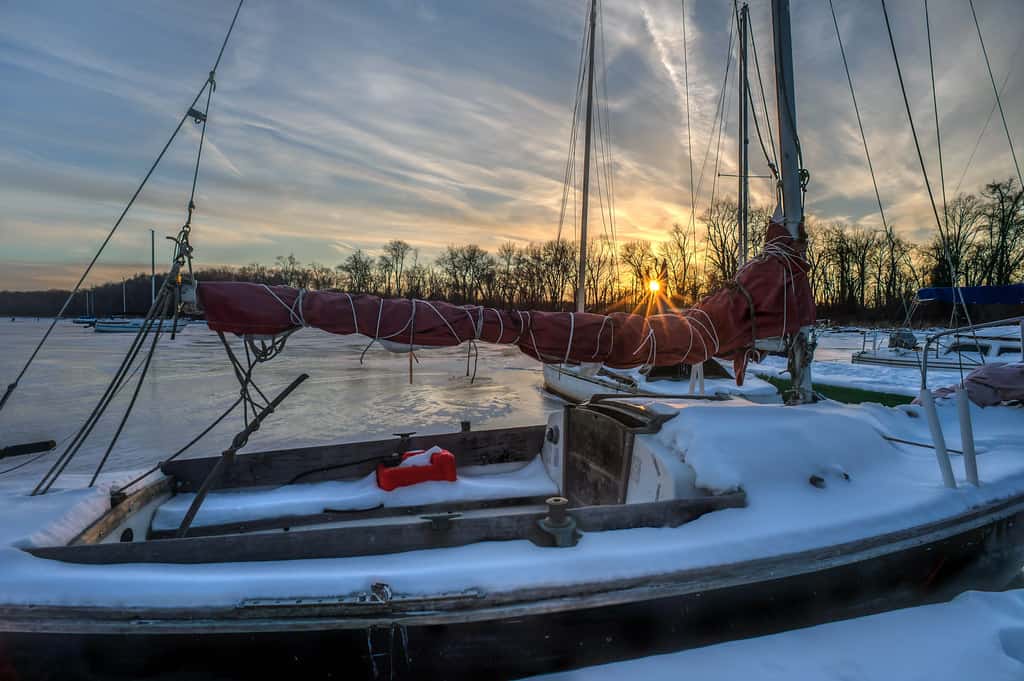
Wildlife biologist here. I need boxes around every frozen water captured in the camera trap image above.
[0,318,559,480]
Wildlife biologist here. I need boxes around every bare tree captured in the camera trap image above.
[702,199,739,289]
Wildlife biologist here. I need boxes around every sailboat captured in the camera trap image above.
[2,2,1023,679]
[94,232,188,334]
[852,285,1024,370]
[541,2,779,405]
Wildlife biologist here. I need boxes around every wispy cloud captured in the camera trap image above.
[1,0,1022,290]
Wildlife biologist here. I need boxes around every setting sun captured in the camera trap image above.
[647,280,660,293]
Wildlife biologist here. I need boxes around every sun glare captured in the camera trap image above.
[647,280,660,293]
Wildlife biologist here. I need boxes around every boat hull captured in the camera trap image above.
[850,350,981,371]
[543,363,780,404]
[4,498,1023,680]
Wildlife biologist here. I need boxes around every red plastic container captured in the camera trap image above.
[376,448,458,491]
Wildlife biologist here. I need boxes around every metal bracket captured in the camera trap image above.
[187,107,207,124]
[421,512,461,531]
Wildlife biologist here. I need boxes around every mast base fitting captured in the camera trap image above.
[538,497,579,547]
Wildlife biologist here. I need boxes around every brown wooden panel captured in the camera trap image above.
[27,493,745,566]
[162,425,546,492]
[564,408,632,507]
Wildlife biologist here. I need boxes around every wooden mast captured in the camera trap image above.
[575,0,597,313]
[771,0,814,403]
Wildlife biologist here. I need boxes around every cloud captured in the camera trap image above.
[1,0,1022,290]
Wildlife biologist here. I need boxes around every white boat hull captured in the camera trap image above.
[542,362,781,404]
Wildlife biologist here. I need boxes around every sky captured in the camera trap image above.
[1,0,1022,291]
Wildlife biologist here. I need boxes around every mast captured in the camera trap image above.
[575,0,597,314]
[150,229,156,305]
[771,0,814,403]
[737,4,749,267]
[122,279,127,316]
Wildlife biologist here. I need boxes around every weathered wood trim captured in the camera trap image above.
[162,425,546,492]
[71,477,173,546]
[5,494,1023,636]
[148,495,552,540]
[28,493,745,565]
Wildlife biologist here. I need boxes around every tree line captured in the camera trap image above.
[2,178,1020,323]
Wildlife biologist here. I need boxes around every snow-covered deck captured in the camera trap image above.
[0,396,1022,612]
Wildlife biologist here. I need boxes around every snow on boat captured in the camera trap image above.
[3,385,1024,678]
[853,324,1022,370]
[542,360,781,404]
[852,285,1024,370]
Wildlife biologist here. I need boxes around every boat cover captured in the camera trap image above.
[933,362,1024,406]
[917,284,1024,306]
[198,221,815,372]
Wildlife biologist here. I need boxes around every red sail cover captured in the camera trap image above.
[198,222,815,374]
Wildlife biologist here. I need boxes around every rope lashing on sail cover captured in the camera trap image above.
[31,2,245,495]
[199,220,813,376]
[0,0,245,418]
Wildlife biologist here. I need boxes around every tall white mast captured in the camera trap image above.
[771,0,814,403]
[575,0,597,313]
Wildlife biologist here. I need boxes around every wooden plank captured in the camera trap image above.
[72,477,172,545]
[28,493,745,566]
[162,425,546,492]
[147,495,552,540]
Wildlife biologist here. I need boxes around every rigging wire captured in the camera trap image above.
[116,396,243,495]
[924,0,947,224]
[827,0,891,233]
[556,6,591,244]
[680,0,697,237]
[598,3,617,252]
[746,16,778,174]
[31,1,245,494]
[691,8,736,286]
[879,1,945,238]
[968,0,1023,189]
[880,0,979,368]
[953,45,1019,196]
[692,11,737,218]
[0,0,244,418]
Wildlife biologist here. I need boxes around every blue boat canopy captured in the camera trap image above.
[917,284,1024,305]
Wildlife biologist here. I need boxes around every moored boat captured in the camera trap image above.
[3,1,1024,679]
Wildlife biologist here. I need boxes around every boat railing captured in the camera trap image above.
[918,316,1024,490]
[920,316,1024,386]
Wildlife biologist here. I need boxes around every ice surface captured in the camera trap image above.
[526,589,1024,681]
[0,319,557,479]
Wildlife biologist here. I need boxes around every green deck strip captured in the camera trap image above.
[757,374,913,407]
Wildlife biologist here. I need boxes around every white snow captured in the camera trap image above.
[151,456,557,531]
[0,321,1022,622]
[751,354,963,397]
[525,588,1024,681]
[0,396,1021,611]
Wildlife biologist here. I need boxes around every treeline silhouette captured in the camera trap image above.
[3,178,1020,324]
